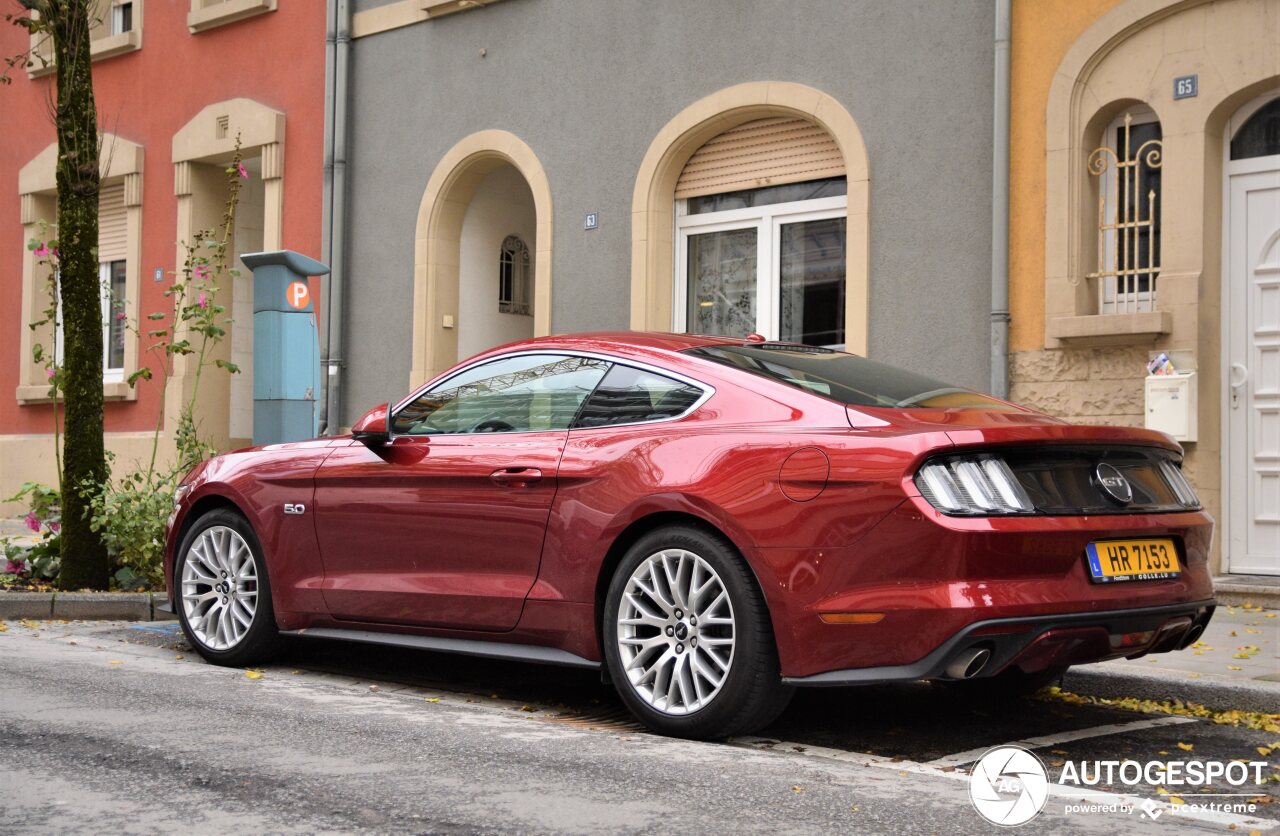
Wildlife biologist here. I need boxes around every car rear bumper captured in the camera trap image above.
[782,598,1216,686]
[753,500,1216,679]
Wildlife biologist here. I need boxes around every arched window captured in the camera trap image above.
[1087,110,1162,314]
[498,234,531,316]
[673,117,848,348]
[1231,97,1280,161]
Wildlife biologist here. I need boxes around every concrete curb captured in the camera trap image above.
[1064,665,1280,715]
[1212,578,1280,609]
[0,591,175,621]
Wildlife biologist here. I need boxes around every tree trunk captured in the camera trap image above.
[49,0,108,590]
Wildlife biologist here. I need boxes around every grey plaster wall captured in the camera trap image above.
[343,0,995,422]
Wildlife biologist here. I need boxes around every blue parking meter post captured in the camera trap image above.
[240,250,330,446]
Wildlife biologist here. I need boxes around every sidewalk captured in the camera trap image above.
[1065,602,1280,714]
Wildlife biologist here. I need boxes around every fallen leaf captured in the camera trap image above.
[1051,749,1069,755]
[0,622,7,633]
[108,659,122,665]
[1157,787,1170,796]
[898,770,908,777]
[1169,796,1185,805]
[1229,665,1243,671]
[244,670,263,680]
[1158,751,1169,755]
[425,697,442,704]
[19,619,38,629]
[368,685,381,692]
[1177,742,1194,751]
[1259,747,1273,757]
[791,785,804,794]
[174,654,184,660]
[849,805,860,813]
[1188,673,1201,679]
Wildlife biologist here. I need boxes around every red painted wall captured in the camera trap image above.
[0,2,325,435]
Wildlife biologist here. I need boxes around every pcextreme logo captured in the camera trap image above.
[969,746,1050,826]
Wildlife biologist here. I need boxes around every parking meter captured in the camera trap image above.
[239,250,330,446]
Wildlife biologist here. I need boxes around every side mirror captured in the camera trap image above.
[351,402,390,445]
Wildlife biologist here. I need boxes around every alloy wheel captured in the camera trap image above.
[616,548,736,715]
[181,525,259,651]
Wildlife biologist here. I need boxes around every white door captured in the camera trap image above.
[1226,164,1280,574]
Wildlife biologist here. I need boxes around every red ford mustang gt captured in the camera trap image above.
[164,332,1214,739]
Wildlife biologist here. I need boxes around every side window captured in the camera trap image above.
[573,365,704,428]
[393,354,609,435]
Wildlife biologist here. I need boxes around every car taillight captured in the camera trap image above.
[1158,459,1200,509]
[915,456,1035,515]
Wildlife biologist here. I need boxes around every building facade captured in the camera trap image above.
[1007,0,1280,577]
[0,0,325,510]
[338,0,1000,427]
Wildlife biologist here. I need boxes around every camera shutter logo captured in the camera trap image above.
[969,746,1049,827]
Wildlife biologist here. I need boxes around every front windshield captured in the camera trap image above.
[683,344,1012,410]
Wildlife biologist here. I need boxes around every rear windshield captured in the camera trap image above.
[683,344,1012,410]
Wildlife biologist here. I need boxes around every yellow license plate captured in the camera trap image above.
[1086,539,1180,583]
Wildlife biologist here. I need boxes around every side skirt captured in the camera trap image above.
[280,626,601,670]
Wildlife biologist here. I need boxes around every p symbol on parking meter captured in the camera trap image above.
[286,280,310,310]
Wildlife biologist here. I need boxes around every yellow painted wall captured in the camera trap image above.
[1008,0,1125,352]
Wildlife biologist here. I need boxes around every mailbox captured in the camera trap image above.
[239,250,330,446]
[1145,372,1197,442]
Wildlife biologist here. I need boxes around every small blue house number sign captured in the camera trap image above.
[1173,74,1198,100]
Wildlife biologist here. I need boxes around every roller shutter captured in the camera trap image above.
[675,117,845,199]
[98,182,126,263]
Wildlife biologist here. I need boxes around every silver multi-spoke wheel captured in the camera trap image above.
[616,548,735,715]
[181,525,259,652]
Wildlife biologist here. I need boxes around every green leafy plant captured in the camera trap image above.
[3,481,62,587]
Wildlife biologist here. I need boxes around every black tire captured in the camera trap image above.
[174,508,284,667]
[603,524,793,739]
[943,664,1068,701]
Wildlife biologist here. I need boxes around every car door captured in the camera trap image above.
[313,353,611,631]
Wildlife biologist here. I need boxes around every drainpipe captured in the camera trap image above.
[319,0,351,433]
[990,0,1012,398]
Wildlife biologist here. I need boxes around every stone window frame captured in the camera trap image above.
[352,0,505,39]
[186,0,277,34]
[16,134,144,405]
[27,0,143,79]
[630,82,871,356]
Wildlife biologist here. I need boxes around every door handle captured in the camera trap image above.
[1230,363,1250,409]
[490,467,543,487]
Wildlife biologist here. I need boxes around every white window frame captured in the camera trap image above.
[675,193,847,348]
[52,261,127,384]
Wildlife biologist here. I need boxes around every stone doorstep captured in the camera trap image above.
[1212,576,1280,609]
[0,591,176,621]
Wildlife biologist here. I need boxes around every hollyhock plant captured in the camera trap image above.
[25,511,40,532]
[34,243,49,258]
[237,162,248,179]
[198,292,208,308]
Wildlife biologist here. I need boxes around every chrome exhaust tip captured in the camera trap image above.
[1179,622,1206,649]
[945,647,992,680]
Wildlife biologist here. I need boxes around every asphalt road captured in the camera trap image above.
[1,619,1276,835]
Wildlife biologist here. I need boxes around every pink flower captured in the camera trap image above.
[115,312,127,321]
[198,292,208,309]
[34,243,49,257]
[194,265,210,280]
[48,522,60,533]
[50,248,59,259]
[4,559,24,575]
[45,367,55,379]
[237,162,248,179]
[24,511,40,532]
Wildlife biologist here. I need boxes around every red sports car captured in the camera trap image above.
[164,332,1214,739]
